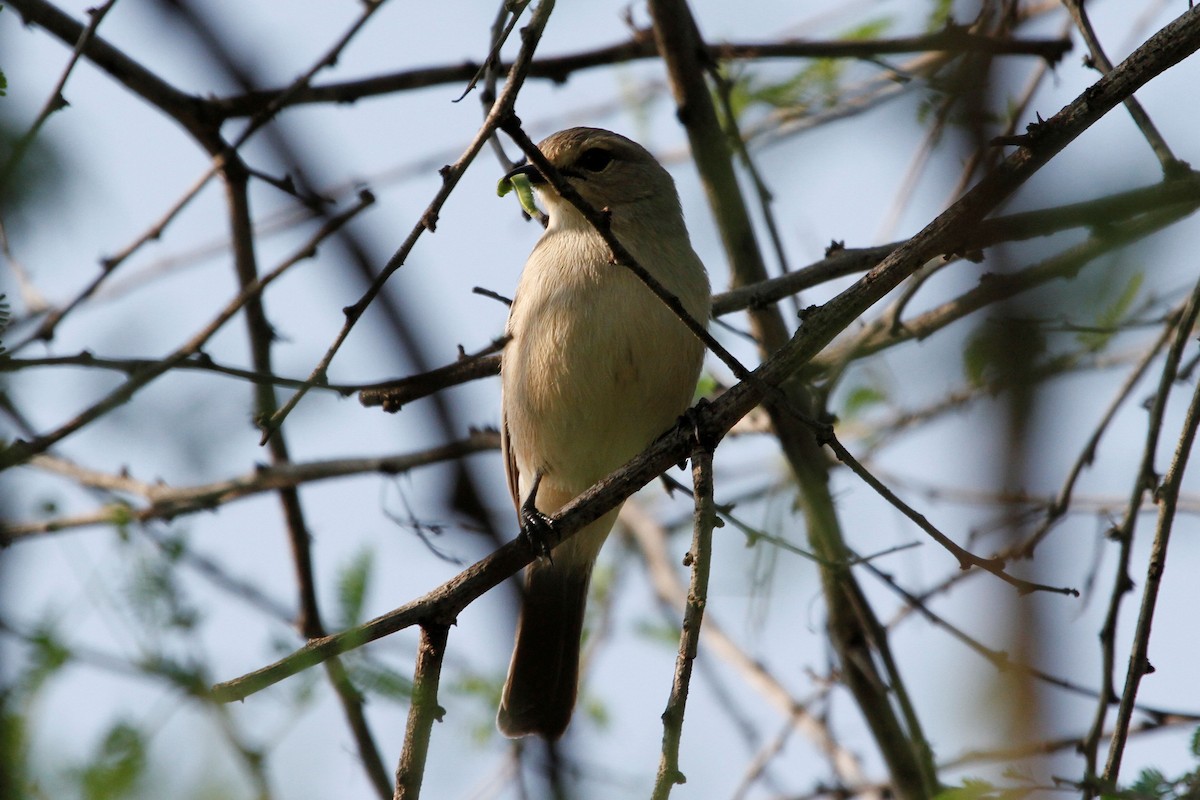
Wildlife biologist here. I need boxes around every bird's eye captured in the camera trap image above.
[576,147,614,172]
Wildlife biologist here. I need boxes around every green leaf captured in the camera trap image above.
[75,722,147,800]
[1077,270,1143,351]
[927,0,955,32]
[633,618,680,647]
[694,371,718,401]
[843,384,887,417]
[962,319,1046,388]
[1129,767,1169,798]
[127,553,198,631]
[335,547,374,630]
[349,660,412,702]
[933,778,1000,800]
[23,622,71,694]
[0,705,28,800]
[842,16,894,41]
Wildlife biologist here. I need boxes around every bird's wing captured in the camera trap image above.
[500,401,522,513]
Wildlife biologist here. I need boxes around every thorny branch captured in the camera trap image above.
[211,0,1200,707]
[6,2,1200,798]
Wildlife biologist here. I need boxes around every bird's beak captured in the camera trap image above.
[503,162,546,186]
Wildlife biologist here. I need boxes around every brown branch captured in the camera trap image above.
[1102,309,1200,784]
[261,0,558,440]
[0,0,116,190]
[1082,274,1200,783]
[210,0,1200,707]
[1064,0,1189,178]
[207,29,1071,119]
[621,501,871,788]
[348,174,1200,415]
[359,351,504,412]
[0,191,375,472]
[393,624,450,800]
[814,195,1200,374]
[651,446,716,800]
[1,433,499,544]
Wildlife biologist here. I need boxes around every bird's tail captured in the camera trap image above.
[497,511,616,739]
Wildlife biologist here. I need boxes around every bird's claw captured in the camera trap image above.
[519,470,557,562]
[519,501,557,562]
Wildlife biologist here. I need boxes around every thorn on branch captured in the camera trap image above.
[990,111,1048,147]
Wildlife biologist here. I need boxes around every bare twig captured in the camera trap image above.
[210,1,1200,710]
[0,191,374,471]
[823,430,1077,595]
[1102,320,1200,783]
[651,446,716,799]
[1017,317,1177,557]
[262,0,559,440]
[394,624,450,800]
[1063,0,1188,177]
[621,501,872,789]
[207,30,1071,118]
[1082,274,1200,783]
[1,432,499,543]
[0,0,117,191]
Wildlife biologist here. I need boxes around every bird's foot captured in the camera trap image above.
[519,471,557,562]
[678,398,717,463]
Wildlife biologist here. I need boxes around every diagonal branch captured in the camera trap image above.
[261,0,558,440]
[209,0,1200,707]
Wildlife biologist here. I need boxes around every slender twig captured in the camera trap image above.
[823,426,1073,594]
[262,0,558,441]
[210,4,1200,706]
[1081,274,1200,784]
[621,501,871,788]
[207,29,1071,118]
[0,191,374,471]
[651,446,716,800]
[1102,328,1200,784]
[862,550,1197,723]
[1018,317,1177,557]
[393,624,450,800]
[0,351,367,394]
[1,432,499,543]
[0,0,117,190]
[456,0,530,103]
[1064,0,1188,177]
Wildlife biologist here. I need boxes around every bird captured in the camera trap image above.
[497,127,710,739]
